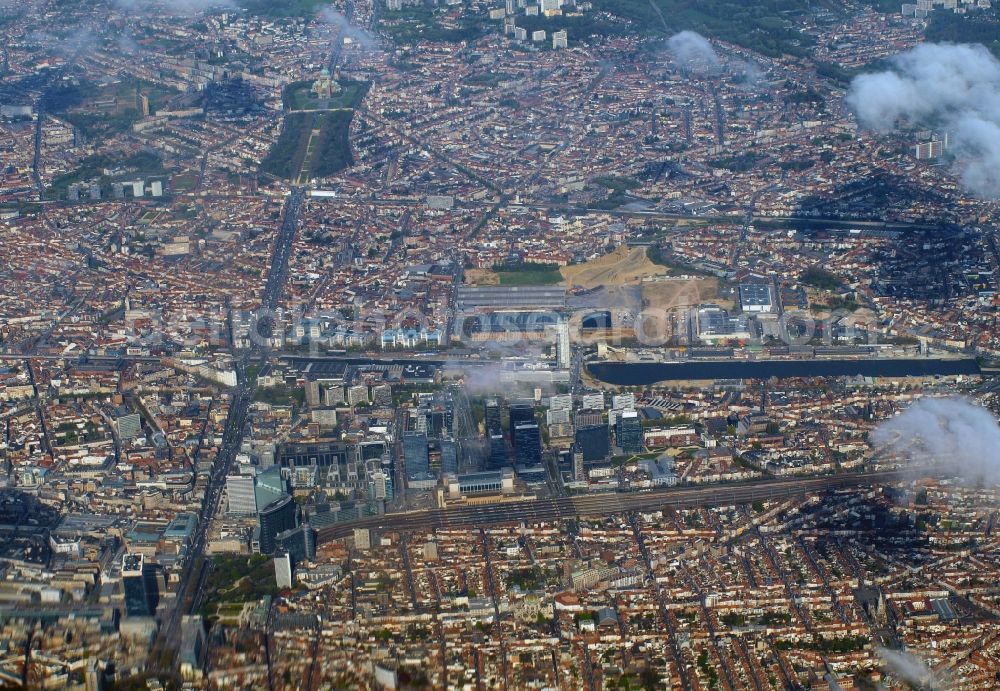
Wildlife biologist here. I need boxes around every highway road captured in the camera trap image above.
[316,468,912,542]
[149,188,304,673]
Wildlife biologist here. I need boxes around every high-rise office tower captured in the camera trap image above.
[513,422,542,465]
[575,424,610,462]
[555,319,570,369]
[403,431,429,477]
[258,494,298,555]
[276,522,317,564]
[485,398,503,435]
[122,553,158,617]
[509,402,535,451]
[485,398,508,468]
[489,433,508,468]
[441,438,459,474]
[616,410,643,454]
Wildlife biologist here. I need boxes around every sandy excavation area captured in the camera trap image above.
[561,246,669,290]
[641,276,723,310]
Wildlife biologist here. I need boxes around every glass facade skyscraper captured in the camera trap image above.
[403,431,429,477]
[258,494,298,555]
[616,410,643,454]
[122,553,158,617]
[513,422,542,465]
[575,424,610,462]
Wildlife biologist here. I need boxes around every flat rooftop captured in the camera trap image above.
[457,285,566,309]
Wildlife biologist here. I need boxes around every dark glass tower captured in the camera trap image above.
[122,553,158,617]
[513,422,542,465]
[276,522,317,565]
[616,411,643,454]
[508,402,535,453]
[575,424,610,462]
[258,494,298,555]
[403,431,429,477]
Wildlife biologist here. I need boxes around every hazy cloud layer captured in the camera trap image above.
[847,42,1000,198]
[731,59,764,88]
[318,6,377,50]
[667,30,719,71]
[28,27,97,57]
[114,0,233,15]
[870,396,1000,484]
[455,362,507,395]
[876,647,947,689]
[116,32,141,56]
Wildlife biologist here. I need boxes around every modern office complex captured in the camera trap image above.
[122,554,158,618]
[257,494,298,555]
[616,410,643,454]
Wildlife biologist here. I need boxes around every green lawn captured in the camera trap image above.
[497,269,564,286]
[284,80,370,111]
[326,81,369,109]
[261,105,358,181]
[282,80,313,110]
[311,110,355,178]
[253,383,305,408]
[171,172,199,192]
[259,112,316,180]
[612,451,660,467]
